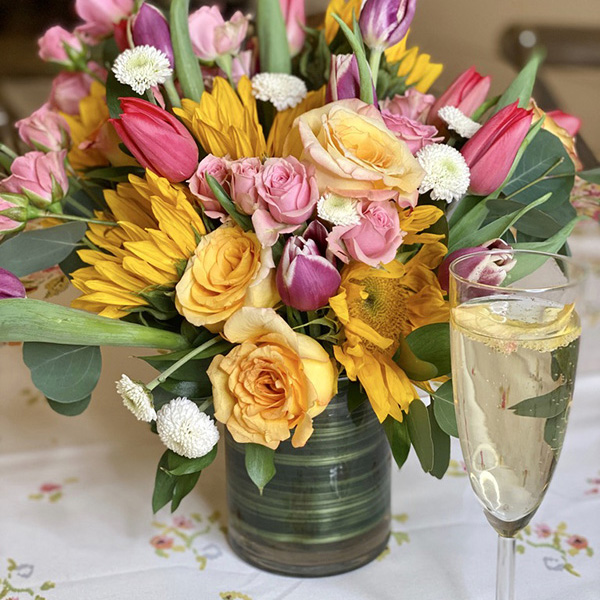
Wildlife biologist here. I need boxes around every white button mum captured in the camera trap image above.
[251,73,307,111]
[156,397,220,459]
[417,144,470,203]
[116,374,157,422]
[438,105,482,139]
[112,45,172,96]
[317,192,361,227]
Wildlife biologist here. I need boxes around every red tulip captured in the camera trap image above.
[460,102,533,196]
[110,98,198,182]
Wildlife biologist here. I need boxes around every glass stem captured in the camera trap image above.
[496,535,515,600]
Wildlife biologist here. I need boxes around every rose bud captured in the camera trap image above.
[189,154,230,220]
[438,238,515,293]
[230,157,262,215]
[132,3,174,67]
[276,221,341,311]
[279,0,306,57]
[0,193,28,235]
[428,66,491,129]
[16,103,69,152]
[38,26,85,66]
[0,267,26,299]
[75,0,136,40]
[460,101,533,196]
[359,0,417,51]
[110,97,199,183]
[326,54,377,104]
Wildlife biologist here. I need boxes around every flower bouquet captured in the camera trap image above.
[0,0,597,576]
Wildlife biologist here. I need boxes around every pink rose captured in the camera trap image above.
[328,199,404,266]
[189,154,231,220]
[381,111,443,154]
[1,150,68,208]
[75,0,135,40]
[230,157,261,215]
[252,157,318,247]
[380,89,436,123]
[189,6,248,62]
[0,195,25,235]
[16,103,69,152]
[49,72,94,115]
[38,26,84,64]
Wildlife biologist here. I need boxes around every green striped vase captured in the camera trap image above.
[225,379,391,576]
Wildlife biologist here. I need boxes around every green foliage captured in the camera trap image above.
[84,166,145,182]
[23,343,101,406]
[493,49,544,114]
[430,380,458,438]
[405,323,451,378]
[406,398,434,472]
[383,416,411,469]
[47,395,92,416]
[393,336,437,381]
[509,386,572,418]
[153,451,178,512]
[427,403,450,479]
[206,174,253,231]
[578,167,600,184]
[106,70,143,119]
[0,221,87,277]
[245,443,276,494]
[376,53,407,100]
[166,446,218,476]
[297,28,331,90]
[544,412,569,454]
[158,377,212,400]
[257,0,291,74]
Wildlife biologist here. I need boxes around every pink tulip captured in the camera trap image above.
[327,198,404,267]
[75,0,135,40]
[230,157,262,215]
[428,67,491,128]
[252,157,318,247]
[110,97,199,183]
[189,155,230,220]
[359,0,416,51]
[0,267,26,299]
[546,110,581,138]
[438,239,515,293]
[279,0,306,57]
[461,101,533,196]
[326,54,377,104]
[1,151,68,208]
[380,89,436,123]
[0,194,27,235]
[48,71,94,115]
[276,221,341,311]
[381,111,442,154]
[188,6,248,62]
[38,26,84,65]
[16,103,69,152]
[132,3,174,67]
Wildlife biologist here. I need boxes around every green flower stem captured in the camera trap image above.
[146,90,158,105]
[163,77,182,108]
[503,158,564,201]
[215,54,235,88]
[63,195,95,218]
[0,142,17,160]
[368,48,383,89]
[147,337,222,390]
[42,212,117,226]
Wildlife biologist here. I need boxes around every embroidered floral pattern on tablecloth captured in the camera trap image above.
[28,478,78,502]
[0,559,55,599]
[150,511,224,569]
[516,522,594,576]
[219,593,253,600]
[377,513,410,561]
[446,459,468,477]
[585,471,600,496]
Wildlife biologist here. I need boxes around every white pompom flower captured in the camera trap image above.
[438,105,482,139]
[116,374,157,422]
[112,45,172,96]
[156,397,220,459]
[251,73,307,111]
[417,144,470,203]
[317,192,361,227]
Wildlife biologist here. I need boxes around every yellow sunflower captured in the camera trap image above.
[71,170,206,318]
[329,241,448,423]
[323,0,362,44]
[398,204,445,245]
[174,77,267,160]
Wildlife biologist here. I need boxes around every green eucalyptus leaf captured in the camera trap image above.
[430,380,458,438]
[159,377,212,400]
[245,443,276,494]
[171,471,202,512]
[406,398,434,472]
[393,336,437,381]
[257,0,291,74]
[383,416,411,469]
[0,222,87,277]
[47,395,92,416]
[166,446,218,476]
[23,343,101,403]
[427,403,451,479]
[493,49,544,114]
[405,323,451,378]
[152,451,177,513]
[84,166,145,182]
[544,412,569,454]
[106,70,144,119]
[509,386,572,418]
[578,167,600,184]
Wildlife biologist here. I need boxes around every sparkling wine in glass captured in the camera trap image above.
[449,249,587,600]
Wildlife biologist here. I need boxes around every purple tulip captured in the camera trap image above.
[326,54,377,104]
[276,221,341,312]
[359,0,417,51]
[132,3,174,67]
[0,267,26,299]
[438,239,516,293]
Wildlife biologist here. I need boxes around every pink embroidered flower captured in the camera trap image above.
[534,523,552,538]
[381,111,442,154]
[189,154,231,220]
[567,535,588,550]
[173,516,194,529]
[150,535,174,550]
[40,483,62,493]
[380,89,436,123]
[230,157,262,215]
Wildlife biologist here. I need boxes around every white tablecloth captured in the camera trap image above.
[0,335,598,600]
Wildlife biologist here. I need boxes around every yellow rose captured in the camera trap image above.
[175,224,278,331]
[208,307,338,449]
[283,99,424,203]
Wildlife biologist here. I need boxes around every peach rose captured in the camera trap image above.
[175,224,279,331]
[208,307,338,449]
[283,98,424,205]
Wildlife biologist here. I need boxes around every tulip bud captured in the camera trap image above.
[359,0,417,51]
[276,221,341,311]
[0,267,26,300]
[428,67,491,129]
[438,238,515,293]
[110,98,199,183]
[326,54,377,104]
[132,3,175,67]
[279,0,306,57]
[460,102,532,196]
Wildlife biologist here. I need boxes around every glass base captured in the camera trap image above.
[228,517,391,577]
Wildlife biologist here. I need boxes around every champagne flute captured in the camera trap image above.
[449,249,587,600]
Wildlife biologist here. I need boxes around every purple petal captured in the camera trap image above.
[0,267,26,299]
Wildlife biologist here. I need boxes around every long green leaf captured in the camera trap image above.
[427,403,450,479]
[170,0,204,101]
[431,380,458,438]
[406,398,434,472]
[448,199,489,249]
[448,195,482,229]
[152,451,177,513]
[509,386,572,418]
[0,222,87,277]
[257,0,291,74]
[171,471,201,512]
[106,70,143,119]
[245,443,276,494]
[166,446,218,476]
[382,417,411,469]
[578,167,600,185]
[493,49,544,114]
[0,299,188,349]
[406,323,451,378]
